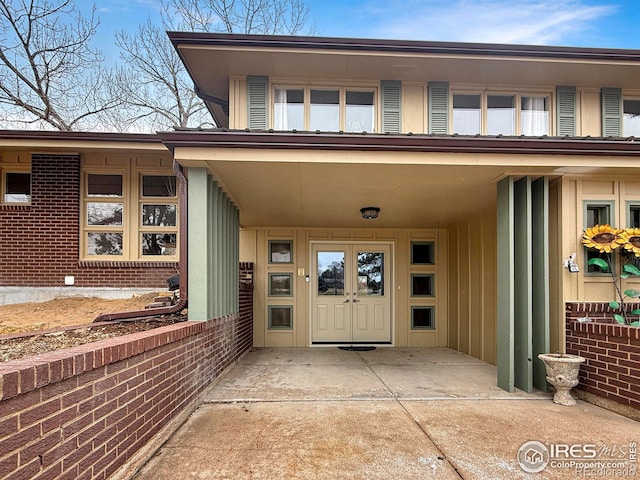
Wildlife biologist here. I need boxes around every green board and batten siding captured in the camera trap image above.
[188,167,240,321]
[497,176,549,393]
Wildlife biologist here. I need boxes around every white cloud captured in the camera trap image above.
[358,0,617,45]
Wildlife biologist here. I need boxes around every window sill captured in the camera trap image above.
[78,260,179,268]
[1,204,31,212]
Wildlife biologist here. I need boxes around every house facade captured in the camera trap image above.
[0,131,181,304]
[2,34,640,393]
[163,34,640,392]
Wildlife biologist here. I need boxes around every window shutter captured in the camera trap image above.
[556,86,576,136]
[601,87,622,137]
[428,82,449,135]
[381,80,402,133]
[247,76,268,130]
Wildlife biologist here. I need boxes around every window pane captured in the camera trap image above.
[630,205,640,228]
[142,233,177,255]
[346,91,375,133]
[521,96,549,135]
[87,202,123,226]
[587,206,609,226]
[585,204,611,273]
[317,251,344,295]
[87,233,123,255]
[452,94,481,134]
[624,99,640,137]
[269,274,293,296]
[5,172,30,202]
[88,174,122,197]
[142,175,177,197]
[487,95,515,135]
[142,204,177,226]
[274,88,304,130]
[412,307,435,329]
[310,89,339,131]
[411,274,434,296]
[411,242,434,264]
[357,252,384,296]
[269,306,293,329]
[269,241,292,263]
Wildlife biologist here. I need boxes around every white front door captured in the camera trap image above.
[311,243,392,343]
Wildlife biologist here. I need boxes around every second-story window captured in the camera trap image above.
[624,99,640,136]
[310,89,339,131]
[274,89,304,130]
[453,93,481,134]
[346,91,375,132]
[521,96,549,135]
[273,86,376,133]
[487,95,515,135]
[452,92,549,136]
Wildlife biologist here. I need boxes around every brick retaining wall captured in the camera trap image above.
[566,302,640,415]
[0,266,254,480]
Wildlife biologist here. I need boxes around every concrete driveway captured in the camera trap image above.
[132,347,640,480]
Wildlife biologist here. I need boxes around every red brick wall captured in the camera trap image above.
[0,265,253,480]
[566,302,640,411]
[0,154,177,289]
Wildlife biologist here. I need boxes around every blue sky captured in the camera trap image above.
[86,0,639,62]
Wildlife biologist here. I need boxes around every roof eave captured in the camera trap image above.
[167,32,640,62]
[160,130,640,157]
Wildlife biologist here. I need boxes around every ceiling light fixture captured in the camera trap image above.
[360,206,380,219]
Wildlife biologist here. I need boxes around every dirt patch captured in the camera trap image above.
[0,293,161,334]
[0,294,186,362]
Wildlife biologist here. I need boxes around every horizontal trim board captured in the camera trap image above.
[162,131,640,157]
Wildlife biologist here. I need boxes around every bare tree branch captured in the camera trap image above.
[109,0,313,131]
[171,0,312,34]
[0,0,120,130]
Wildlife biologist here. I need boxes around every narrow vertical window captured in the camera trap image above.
[346,91,375,133]
[521,96,549,136]
[310,89,339,131]
[629,204,640,228]
[584,203,613,273]
[452,94,481,135]
[140,175,178,256]
[623,99,640,137]
[86,173,124,256]
[487,95,515,135]
[274,88,304,131]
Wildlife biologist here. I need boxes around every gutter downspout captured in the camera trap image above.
[94,160,189,322]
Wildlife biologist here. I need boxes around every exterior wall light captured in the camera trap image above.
[360,207,380,219]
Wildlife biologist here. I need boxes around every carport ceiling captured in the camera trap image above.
[208,161,510,228]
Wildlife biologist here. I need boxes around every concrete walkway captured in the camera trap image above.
[132,347,640,480]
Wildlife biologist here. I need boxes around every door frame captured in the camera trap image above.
[308,240,395,346]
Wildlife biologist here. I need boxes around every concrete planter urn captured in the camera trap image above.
[538,353,586,406]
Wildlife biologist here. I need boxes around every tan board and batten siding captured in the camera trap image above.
[240,223,497,365]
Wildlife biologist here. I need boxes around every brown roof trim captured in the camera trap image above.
[167,32,640,62]
[0,129,161,144]
[160,130,640,157]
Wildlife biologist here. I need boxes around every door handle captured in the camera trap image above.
[353,299,360,303]
[344,299,350,303]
